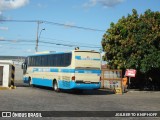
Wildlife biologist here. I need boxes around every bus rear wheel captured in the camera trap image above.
[53,81,60,92]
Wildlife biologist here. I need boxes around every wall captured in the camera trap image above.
[0,64,10,87]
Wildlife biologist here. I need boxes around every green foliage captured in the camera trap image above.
[102,9,160,73]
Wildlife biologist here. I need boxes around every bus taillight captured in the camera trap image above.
[72,76,75,80]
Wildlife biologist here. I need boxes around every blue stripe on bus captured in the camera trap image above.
[32,78,53,87]
[60,69,75,73]
[93,58,101,61]
[75,56,81,60]
[75,69,101,74]
[75,56,101,61]
[58,80,101,90]
[28,77,101,90]
[32,68,101,74]
[33,68,39,72]
[50,68,59,72]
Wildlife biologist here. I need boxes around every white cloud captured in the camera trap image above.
[83,0,124,8]
[0,26,9,31]
[83,0,97,8]
[0,11,5,20]
[37,3,47,8]
[0,37,5,40]
[0,0,29,11]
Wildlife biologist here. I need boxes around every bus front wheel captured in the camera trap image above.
[53,80,60,92]
[28,77,33,87]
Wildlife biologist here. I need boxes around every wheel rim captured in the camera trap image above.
[54,82,58,90]
[29,79,32,86]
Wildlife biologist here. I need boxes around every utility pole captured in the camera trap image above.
[35,21,40,52]
[35,21,45,52]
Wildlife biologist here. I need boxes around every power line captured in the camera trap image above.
[0,19,103,51]
[43,20,105,32]
[0,37,102,48]
[0,20,37,23]
[40,36,100,47]
[0,43,65,49]
[0,42,66,48]
[0,19,105,32]
[39,41,101,48]
[0,39,101,49]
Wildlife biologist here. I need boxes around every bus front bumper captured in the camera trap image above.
[23,77,29,83]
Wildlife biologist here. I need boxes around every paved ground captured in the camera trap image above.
[0,81,160,120]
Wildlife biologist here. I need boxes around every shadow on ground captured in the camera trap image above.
[14,81,115,95]
[63,89,115,95]
[14,81,29,87]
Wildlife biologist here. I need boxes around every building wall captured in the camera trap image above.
[14,64,23,81]
[0,64,10,87]
[0,60,24,81]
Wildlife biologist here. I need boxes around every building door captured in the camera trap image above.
[0,66,3,85]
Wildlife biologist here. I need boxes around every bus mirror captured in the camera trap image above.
[21,63,24,69]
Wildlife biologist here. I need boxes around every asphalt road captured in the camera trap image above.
[0,82,160,120]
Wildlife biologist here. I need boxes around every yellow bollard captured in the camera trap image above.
[10,65,16,89]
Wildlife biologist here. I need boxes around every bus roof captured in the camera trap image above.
[74,50,99,53]
[28,50,99,57]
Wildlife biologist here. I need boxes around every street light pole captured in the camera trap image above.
[39,28,45,40]
[35,21,45,52]
[35,21,40,52]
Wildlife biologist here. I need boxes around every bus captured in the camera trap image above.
[22,50,101,91]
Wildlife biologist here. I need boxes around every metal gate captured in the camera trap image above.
[101,69,122,94]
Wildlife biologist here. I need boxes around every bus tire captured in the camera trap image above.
[28,77,33,87]
[53,80,60,92]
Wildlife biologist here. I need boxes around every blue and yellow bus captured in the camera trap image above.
[22,50,101,91]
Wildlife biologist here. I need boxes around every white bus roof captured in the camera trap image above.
[74,50,99,53]
[29,50,99,56]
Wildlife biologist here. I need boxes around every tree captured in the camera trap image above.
[102,9,160,72]
[102,9,160,89]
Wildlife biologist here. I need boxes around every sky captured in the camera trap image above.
[0,0,160,56]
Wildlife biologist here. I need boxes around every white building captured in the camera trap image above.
[0,60,23,87]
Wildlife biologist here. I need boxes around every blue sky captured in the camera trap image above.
[0,0,160,56]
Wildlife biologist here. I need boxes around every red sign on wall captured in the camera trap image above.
[125,69,136,77]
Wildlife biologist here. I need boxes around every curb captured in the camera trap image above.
[127,90,160,93]
[0,87,10,90]
[0,86,16,90]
